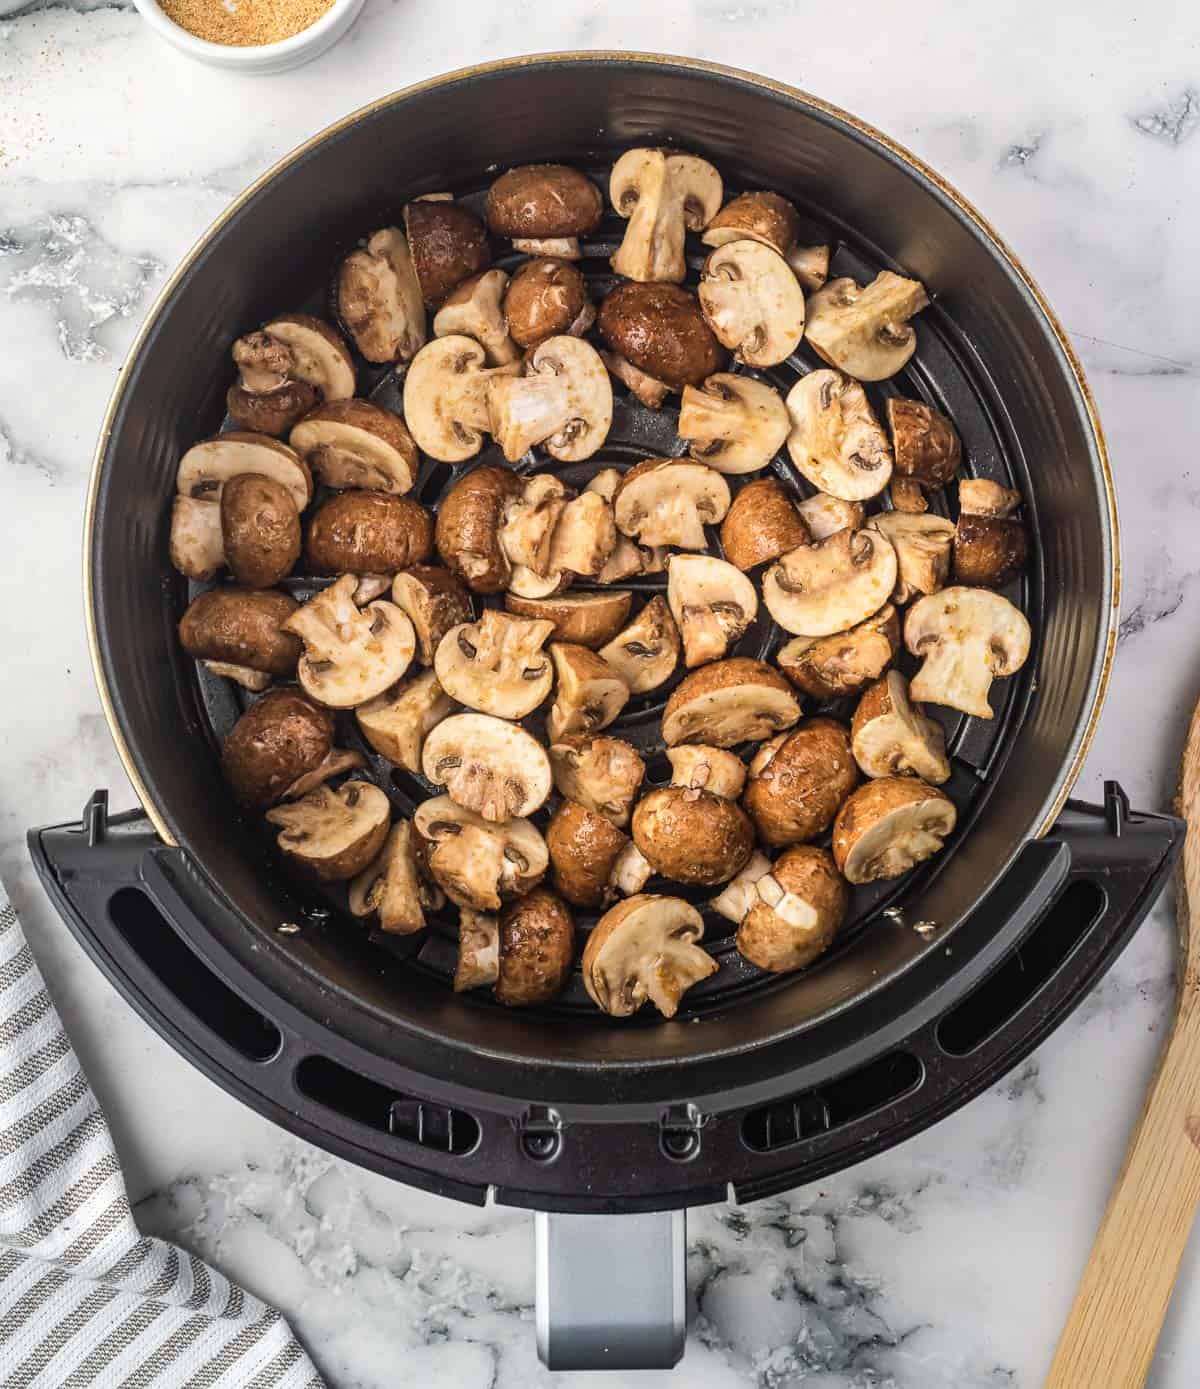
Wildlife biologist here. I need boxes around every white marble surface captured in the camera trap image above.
[2,3,1199,1384]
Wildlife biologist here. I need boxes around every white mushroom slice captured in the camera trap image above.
[905,587,1031,719]
[499,474,568,574]
[283,575,416,708]
[613,459,731,550]
[785,370,893,502]
[283,746,367,800]
[805,272,930,381]
[667,745,746,799]
[422,712,552,822]
[176,434,312,512]
[201,659,271,692]
[709,850,774,923]
[600,350,671,409]
[169,496,225,580]
[959,478,1022,517]
[548,736,646,828]
[265,781,390,882]
[507,564,571,599]
[851,671,950,783]
[403,336,520,463]
[355,668,454,773]
[609,842,654,897]
[547,491,618,577]
[582,894,717,1018]
[348,821,439,935]
[677,374,789,474]
[667,553,758,668]
[796,493,865,541]
[833,778,957,885]
[596,535,649,585]
[414,795,548,910]
[662,659,802,748]
[289,402,417,495]
[546,643,630,742]
[260,315,355,400]
[454,909,501,991]
[609,149,723,284]
[763,529,898,638]
[698,240,806,367]
[434,609,554,718]
[487,336,613,464]
[868,511,955,604]
[586,468,623,503]
[432,269,519,365]
[787,244,831,293]
[598,595,681,694]
[337,226,426,364]
[512,236,582,260]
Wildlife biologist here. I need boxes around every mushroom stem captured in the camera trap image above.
[513,236,581,260]
[488,373,573,461]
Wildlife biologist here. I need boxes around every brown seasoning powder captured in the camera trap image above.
[157,0,334,45]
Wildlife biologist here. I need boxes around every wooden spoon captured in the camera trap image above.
[1045,697,1200,1386]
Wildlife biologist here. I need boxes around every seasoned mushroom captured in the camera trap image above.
[763,528,898,637]
[506,564,572,601]
[598,596,681,694]
[546,799,629,908]
[304,492,433,576]
[796,492,866,541]
[435,609,554,718]
[958,479,1021,517]
[609,149,722,283]
[435,463,523,592]
[889,478,928,514]
[485,164,603,259]
[613,458,730,550]
[886,397,961,490]
[662,658,801,748]
[505,590,632,649]
[336,227,426,364]
[851,672,950,783]
[432,269,519,365]
[545,643,630,742]
[220,688,335,808]
[495,888,575,1007]
[677,374,790,474]
[785,370,893,501]
[348,821,439,935]
[667,745,746,799]
[701,191,801,257]
[548,735,645,828]
[596,534,662,585]
[832,777,957,885]
[355,668,454,773]
[709,850,773,924]
[504,258,594,349]
[229,314,355,435]
[422,712,552,822]
[403,198,491,308]
[226,380,318,439]
[488,337,613,463]
[402,336,519,464]
[169,496,225,581]
[583,895,717,1019]
[547,492,618,577]
[777,604,900,700]
[742,718,858,847]
[735,846,848,972]
[179,587,300,679]
[805,272,929,381]
[597,282,725,395]
[599,350,671,410]
[610,842,654,898]
[283,574,416,708]
[632,785,753,886]
[391,566,473,666]
[905,587,1031,718]
[953,486,1029,589]
[266,781,391,882]
[719,477,811,572]
[667,553,758,668]
[176,434,312,513]
[499,474,567,576]
[787,244,831,294]
[867,512,956,604]
[414,795,548,910]
[454,909,501,992]
[698,240,806,367]
[281,746,368,801]
[218,473,300,589]
[290,400,418,495]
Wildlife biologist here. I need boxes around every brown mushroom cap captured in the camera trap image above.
[403,199,491,308]
[886,397,962,489]
[953,514,1029,589]
[832,777,957,885]
[391,565,474,667]
[546,799,630,908]
[720,477,811,572]
[597,595,681,695]
[227,380,318,438]
[303,492,433,576]
[742,717,858,847]
[582,894,717,1018]
[505,590,632,649]
[776,604,900,700]
[504,258,593,349]
[735,845,849,973]
[179,588,300,676]
[485,164,603,240]
[266,780,391,882]
[219,473,301,589]
[851,671,951,783]
[547,735,646,829]
[701,191,802,257]
[494,887,575,1008]
[220,687,334,808]
[632,786,754,886]
[663,657,801,748]
[289,399,418,495]
[597,282,726,392]
[435,463,523,593]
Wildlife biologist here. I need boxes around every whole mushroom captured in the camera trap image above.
[494,887,575,1008]
[546,799,630,908]
[219,473,301,589]
[304,492,433,576]
[632,785,754,886]
[485,164,603,260]
[547,735,646,829]
[953,480,1029,589]
[597,281,726,399]
[504,258,595,348]
[220,688,335,808]
[887,397,962,491]
[228,314,354,434]
[179,588,301,686]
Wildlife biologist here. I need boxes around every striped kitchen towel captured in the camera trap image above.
[0,891,325,1387]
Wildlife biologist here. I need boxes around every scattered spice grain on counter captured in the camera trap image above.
[157,0,334,45]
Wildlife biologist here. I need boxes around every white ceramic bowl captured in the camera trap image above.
[131,0,364,73]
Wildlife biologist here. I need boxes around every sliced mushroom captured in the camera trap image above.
[499,474,568,576]
[434,609,554,718]
[546,799,629,908]
[785,370,893,501]
[796,492,866,541]
[403,198,491,309]
[281,746,367,801]
[597,282,725,393]
[609,149,722,283]
[546,643,630,742]
[806,272,929,381]
[487,337,613,464]
[613,458,730,550]
[485,164,603,260]
[787,244,831,294]
[289,400,418,495]
[355,668,454,773]
[265,781,391,882]
[735,846,848,973]
[432,269,519,365]
[777,604,900,700]
[886,397,961,490]
[596,534,655,585]
[505,590,632,649]
[586,468,622,503]
[504,258,594,349]
[599,350,671,409]
[701,191,801,257]
[905,587,1031,718]
[667,553,758,668]
[179,587,300,677]
[742,717,858,848]
[889,478,928,513]
[391,566,473,666]
[851,671,950,783]
[548,735,646,829]
[231,313,355,422]
[413,795,548,911]
[422,712,552,822]
[959,479,1021,517]
[507,564,572,600]
[547,491,618,577]
[662,658,801,748]
[177,433,312,513]
[597,596,681,694]
[582,895,717,1019]
[667,745,746,799]
[283,574,416,708]
[763,528,898,637]
[953,493,1029,589]
[220,688,334,808]
[719,477,811,572]
[303,492,434,575]
[632,785,753,886]
[867,512,956,604]
[219,473,301,589]
[348,820,439,935]
[709,850,773,924]
[336,227,426,363]
[169,496,225,580]
[699,240,806,367]
[677,374,790,475]
[435,463,523,593]
[454,909,501,992]
[495,888,575,1008]
[403,337,520,464]
[832,777,957,885]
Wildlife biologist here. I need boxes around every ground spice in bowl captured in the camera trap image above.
[157,0,334,45]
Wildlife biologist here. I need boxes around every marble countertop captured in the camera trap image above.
[3,3,1199,1384]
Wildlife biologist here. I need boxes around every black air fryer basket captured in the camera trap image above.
[31,55,1181,1371]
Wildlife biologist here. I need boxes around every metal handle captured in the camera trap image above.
[535,1209,687,1370]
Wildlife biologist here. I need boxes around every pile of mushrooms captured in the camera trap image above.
[170,149,1034,1023]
